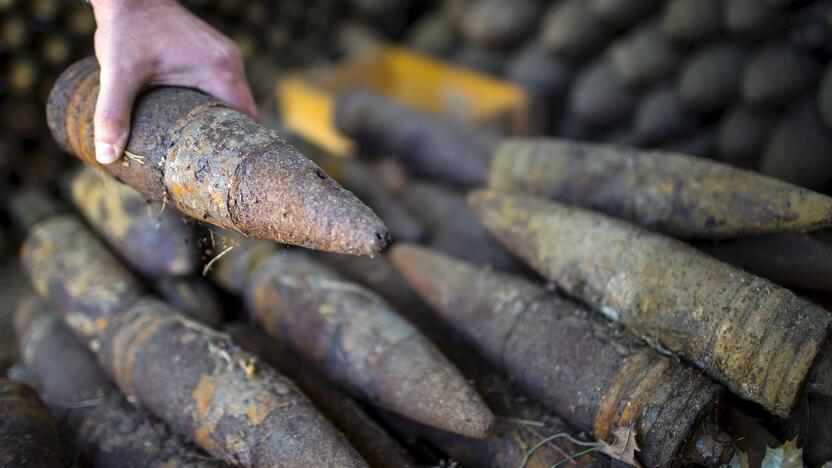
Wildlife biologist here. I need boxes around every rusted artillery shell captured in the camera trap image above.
[16,298,223,467]
[791,0,832,61]
[8,186,67,233]
[0,379,65,468]
[296,140,425,243]
[315,253,612,468]
[660,0,723,45]
[539,0,610,62]
[588,0,659,32]
[610,19,681,89]
[98,298,367,467]
[154,276,224,327]
[488,138,832,238]
[761,99,832,191]
[244,252,494,438]
[741,40,822,108]
[47,57,389,256]
[391,245,725,467]
[724,0,787,40]
[678,42,748,114]
[70,168,199,277]
[570,57,638,130]
[819,61,832,127]
[401,181,521,271]
[21,216,145,347]
[697,231,832,292]
[469,190,832,417]
[634,85,699,145]
[717,105,777,167]
[334,89,488,188]
[225,323,417,468]
[458,0,539,49]
[506,44,575,98]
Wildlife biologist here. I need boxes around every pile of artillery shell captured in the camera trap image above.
[469,190,832,417]
[391,245,727,467]
[0,379,65,467]
[21,215,368,467]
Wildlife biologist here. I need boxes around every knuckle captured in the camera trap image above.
[212,41,243,69]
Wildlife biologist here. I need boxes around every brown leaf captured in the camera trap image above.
[599,425,642,467]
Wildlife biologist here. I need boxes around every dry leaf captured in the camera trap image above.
[599,425,642,467]
[761,439,804,468]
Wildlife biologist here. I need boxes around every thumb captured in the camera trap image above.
[94,68,140,164]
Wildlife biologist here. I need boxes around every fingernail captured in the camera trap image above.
[95,142,119,164]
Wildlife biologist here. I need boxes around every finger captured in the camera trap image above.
[94,67,141,164]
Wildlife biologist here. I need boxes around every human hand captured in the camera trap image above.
[89,0,258,164]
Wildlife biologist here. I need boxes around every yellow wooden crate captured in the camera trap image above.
[277,44,531,155]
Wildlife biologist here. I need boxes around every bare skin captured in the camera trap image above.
[89,0,258,164]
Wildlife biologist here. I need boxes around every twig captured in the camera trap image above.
[202,246,234,276]
[124,150,145,165]
[519,432,602,468]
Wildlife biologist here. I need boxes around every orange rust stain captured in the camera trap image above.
[616,358,669,428]
[192,375,218,415]
[194,423,219,454]
[94,317,108,331]
[593,350,651,439]
[245,404,269,425]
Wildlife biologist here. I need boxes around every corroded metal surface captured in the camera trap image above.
[0,379,65,468]
[391,245,725,467]
[16,298,223,467]
[470,190,832,417]
[70,168,199,277]
[21,215,144,348]
[488,138,832,238]
[245,251,494,439]
[98,298,368,467]
[47,57,388,256]
[226,323,417,468]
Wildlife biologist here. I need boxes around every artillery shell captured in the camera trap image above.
[458,0,538,49]
[244,252,494,438]
[154,276,224,327]
[401,181,521,271]
[21,215,145,347]
[724,0,787,40]
[391,245,726,467]
[717,105,777,167]
[660,0,723,45]
[70,168,199,277]
[819,64,832,128]
[634,84,699,145]
[96,298,367,467]
[334,89,488,187]
[451,44,508,75]
[741,40,822,108]
[569,57,638,130]
[296,139,425,243]
[678,42,748,114]
[588,0,659,32]
[610,19,681,88]
[506,44,575,99]
[16,298,223,467]
[226,323,417,468]
[209,235,279,296]
[0,379,64,468]
[698,230,832,292]
[488,138,832,238]
[539,0,611,62]
[760,98,832,190]
[47,57,389,256]
[469,190,832,417]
